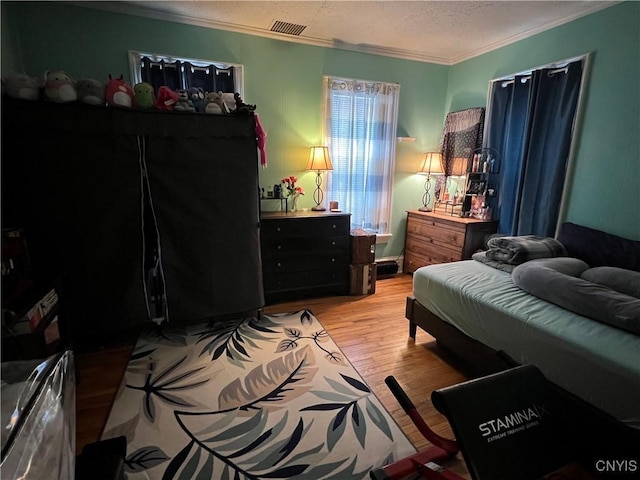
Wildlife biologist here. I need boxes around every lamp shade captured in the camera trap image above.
[417,152,443,175]
[451,157,467,177]
[306,146,333,171]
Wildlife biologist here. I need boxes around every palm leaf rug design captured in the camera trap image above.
[102,310,416,479]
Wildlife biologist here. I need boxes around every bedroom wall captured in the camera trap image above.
[2,1,637,262]
[446,1,639,240]
[1,1,448,260]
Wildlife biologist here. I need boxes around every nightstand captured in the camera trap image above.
[403,210,497,273]
[260,211,351,303]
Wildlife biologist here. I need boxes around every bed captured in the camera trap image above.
[406,222,640,435]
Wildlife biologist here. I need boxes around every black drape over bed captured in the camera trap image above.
[2,97,264,337]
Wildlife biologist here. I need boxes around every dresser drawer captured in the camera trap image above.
[262,235,349,256]
[262,215,350,239]
[405,233,462,262]
[263,253,350,274]
[264,268,348,292]
[404,252,438,272]
[404,210,498,272]
[406,215,465,249]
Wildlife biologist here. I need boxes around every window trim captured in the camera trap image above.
[128,50,244,96]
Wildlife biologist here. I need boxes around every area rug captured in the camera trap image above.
[102,310,416,479]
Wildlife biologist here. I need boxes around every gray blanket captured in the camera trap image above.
[485,235,567,265]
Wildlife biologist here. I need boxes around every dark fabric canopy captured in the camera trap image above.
[3,97,263,337]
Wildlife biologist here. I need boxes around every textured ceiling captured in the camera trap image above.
[88,1,616,64]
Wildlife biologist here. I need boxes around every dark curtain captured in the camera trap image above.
[517,62,583,235]
[486,60,583,236]
[184,62,215,92]
[141,58,182,92]
[141,57,236,94]
[486,76,533,233]
[212,66,235,93]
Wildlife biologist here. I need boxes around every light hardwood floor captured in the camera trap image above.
[75,274,471,478]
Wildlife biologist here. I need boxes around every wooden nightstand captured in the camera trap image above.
[403,210,497,273]
[260,211,351,303]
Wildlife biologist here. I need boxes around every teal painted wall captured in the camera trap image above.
[1,1,449,258]
[447,2,639,239]
[1,2,22,73]
[2,1,638,260]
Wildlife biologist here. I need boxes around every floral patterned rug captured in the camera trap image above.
[102,310,416,479]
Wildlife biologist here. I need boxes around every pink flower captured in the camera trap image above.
[281,175,303,196]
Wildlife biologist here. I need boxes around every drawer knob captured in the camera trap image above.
[331,241,336,246]
[276,227,281,232]
[331,258,335,262]
[332,224,336,228]
[277,245,282,250]
[277,262,282,267]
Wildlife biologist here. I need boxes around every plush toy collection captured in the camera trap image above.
[1,70,257,115]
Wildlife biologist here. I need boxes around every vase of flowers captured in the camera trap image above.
[282,176,304,211]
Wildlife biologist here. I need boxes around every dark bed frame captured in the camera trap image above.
[405,295,515,377]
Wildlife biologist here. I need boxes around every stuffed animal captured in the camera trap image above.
[76,78,105,106]
[233,92,256,115]
[2,72,39,101]
[221,92,236,113]
[105,74,134,108]
[188,87,206,113]
[134,82,155,109]
[204,91,228,114]
[155,86,179,110]
[43,70,76,103]
[174,89,195,112]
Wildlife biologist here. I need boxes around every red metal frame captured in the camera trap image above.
[369,376,466,480]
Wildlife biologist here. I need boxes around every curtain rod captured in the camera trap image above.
[501,75,531,88]
[548,66,569,76]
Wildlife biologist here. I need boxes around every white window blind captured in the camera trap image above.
[323,76,399,234]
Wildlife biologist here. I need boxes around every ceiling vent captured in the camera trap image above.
[270,20,307,36]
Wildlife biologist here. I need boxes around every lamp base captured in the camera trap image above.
[418,206,432,212]
[311,206,326,211]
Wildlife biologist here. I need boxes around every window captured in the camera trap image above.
[322,76,400,235]
[128,51,244,95]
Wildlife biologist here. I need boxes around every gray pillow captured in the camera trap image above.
[513,258,640,335]
[516,257,589,277]
[580,267,640,299]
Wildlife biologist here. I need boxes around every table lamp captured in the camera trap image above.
[417,152,443,212]
[306,146,333,211]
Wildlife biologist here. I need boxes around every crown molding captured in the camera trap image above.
[65,1,453,65]
[69,1,618,66]
[449,1,619,64]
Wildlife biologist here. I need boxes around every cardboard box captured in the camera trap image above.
[350,229,376,264]
[349,263,377,295]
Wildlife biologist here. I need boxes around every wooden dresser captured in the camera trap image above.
[260,211,351,303]
[403,210,497,273]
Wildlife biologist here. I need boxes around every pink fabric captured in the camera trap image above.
[255,113,267,167]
